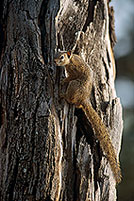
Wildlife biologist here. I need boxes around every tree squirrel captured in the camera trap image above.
[54,51,121,184]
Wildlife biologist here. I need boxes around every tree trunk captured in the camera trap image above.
[0,0,123,201]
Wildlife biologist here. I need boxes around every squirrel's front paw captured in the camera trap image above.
[60,79,66,86]
[59,92,65,99]
[60,77,70,86]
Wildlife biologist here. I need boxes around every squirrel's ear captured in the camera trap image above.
[67,50,71,58]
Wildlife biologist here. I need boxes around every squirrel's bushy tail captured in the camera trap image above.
[81,100,122,184]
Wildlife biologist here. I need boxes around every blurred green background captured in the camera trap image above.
[111,0,134,200]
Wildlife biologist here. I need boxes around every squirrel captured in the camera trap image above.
[54,51,121,184]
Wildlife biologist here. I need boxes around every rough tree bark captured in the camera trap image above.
[0,0,123,201]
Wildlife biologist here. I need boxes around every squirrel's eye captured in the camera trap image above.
[60,55,64,60]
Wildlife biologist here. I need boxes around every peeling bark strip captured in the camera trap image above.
[0,0,123,201]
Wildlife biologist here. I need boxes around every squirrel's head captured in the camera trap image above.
[54,51,72,66]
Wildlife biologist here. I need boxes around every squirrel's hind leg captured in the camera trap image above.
[65,80,83,105]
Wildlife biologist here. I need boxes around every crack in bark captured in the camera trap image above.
[0,0,7,61]
[82,0,97,32]
[38,0,49,64]
[8,157,19,201]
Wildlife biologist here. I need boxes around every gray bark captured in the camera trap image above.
[0,0,123,201]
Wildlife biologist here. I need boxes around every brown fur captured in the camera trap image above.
[54,52,121,183]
